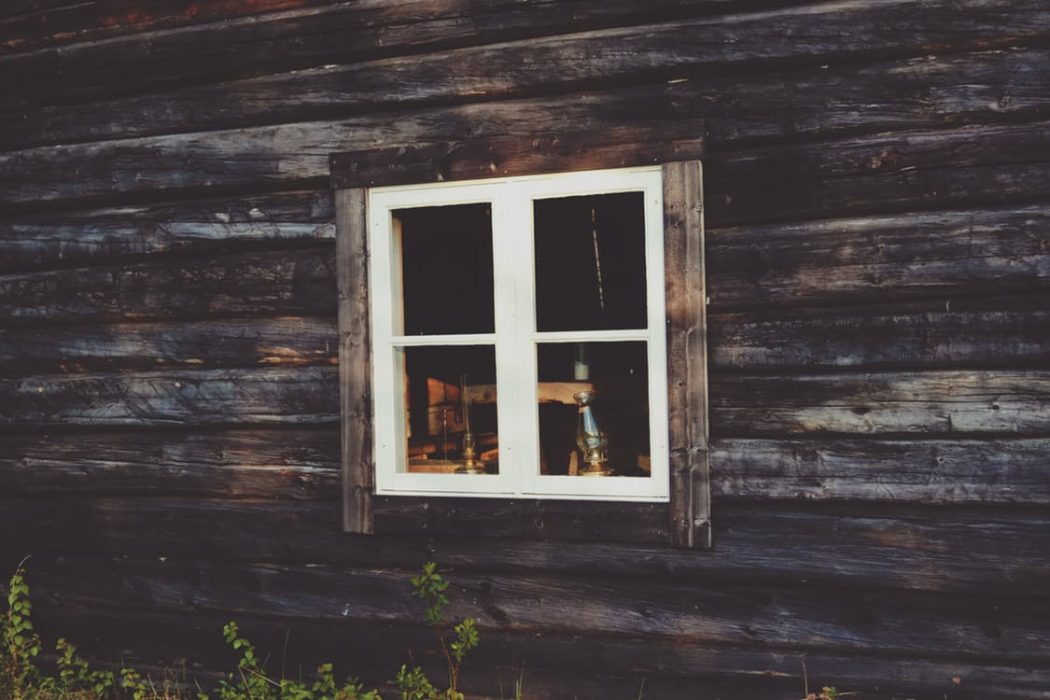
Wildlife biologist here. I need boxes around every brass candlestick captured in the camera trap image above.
[455,373,485,474]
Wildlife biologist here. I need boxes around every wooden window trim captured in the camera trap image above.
[333,135,710,549]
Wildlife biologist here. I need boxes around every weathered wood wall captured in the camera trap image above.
[1,0,1049,697]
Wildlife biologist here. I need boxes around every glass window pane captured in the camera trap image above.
[535,341,650,478]
[395,204,493,335]
[399,345,498,475]
[534,192,647,332]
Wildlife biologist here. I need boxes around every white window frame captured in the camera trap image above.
[367,166,669,502]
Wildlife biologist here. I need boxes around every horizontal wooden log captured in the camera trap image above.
[709,294,1050,368]
[7,0,1045,111]
[711,438,1050,504]
[5,552,1049,663]
[707,206,1050,310]
[0,317,337,373]
[0,0,801,108]
[25,606,1050,699]
[0,367,339,426]
[3,426,1048,507]
[9,36,1050,151]
[0,0,328,55]
[0,247,335,322]
[6,95,1050,220]
[1,498,1048,596]
[710,369,1050,437]
[706,119,1050,226]
[0,88,709,208]
[1,187,333,227]
[330,124,706,188]
[0,428,339,498]
[4,365,1043,435]
[0,220,333,273]
[373,496,668,544]
[1,294,1045,378]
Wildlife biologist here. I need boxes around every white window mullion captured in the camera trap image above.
[491,189,532,497]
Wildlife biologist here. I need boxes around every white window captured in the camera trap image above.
[368,166,669,501]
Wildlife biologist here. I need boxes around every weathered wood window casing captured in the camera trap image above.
[333,148,709,549]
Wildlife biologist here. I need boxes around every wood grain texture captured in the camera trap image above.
[26,606,1050,700]
[330,123,706,188]
[0,0,795,107]
[4,367,1042,434]
[335,188,372,534]
[0,317,338,373]
[709,294,1050,371]
[705,119,1050,226]
[0,0,330,55]
[372,497,668,544]
[0,248,336,322]
[0,367,338,427]
[4,203,1045,327]
[0,221,333,273]
[9,37,1050,151]
[5,430,1049,506]
[707,206,1050,310]
[711,370,1050,437]
[711,437,1050,504]
[0,428,338,499]
[3,499,1048,596]
[663,160,711,549]
[6,0,1045,110]
[6,552,1050,663]
[6,103,1050,218]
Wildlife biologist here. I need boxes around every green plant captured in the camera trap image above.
[396,563,480,700]
[50,638,116,697]
[211,622,380,700]
[2,558,42,699]
[1,560,494,700]
[804,688,839,700]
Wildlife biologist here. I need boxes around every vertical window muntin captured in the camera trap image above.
[368,168,668,501]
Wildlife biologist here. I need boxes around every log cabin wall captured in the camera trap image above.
[1,0,1049,697]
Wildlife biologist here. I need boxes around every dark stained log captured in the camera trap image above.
[707,206,1050,310]
[5,552,1050,663]
[0,248,336,322]
[7,0,1045,111]
[710,369,1050,437]
[0,83,711,207]
[706,120,1050,226]
[0,366,338,427]
[5,430,1048,507]
[6,0,1050,114]
[709,294,1050,371]
[0,317,338,373]
[0,187,333,228]
[0,0,332,55]
[1,498,1048,597]
[9,38,1050,151]
[335,188,372,534]
[0,429,339,499]
[4,367,1043,433]
[25,606,1050,700]
[663,160,711,549]
[0,220,333,273]
[0,0,779,108]
[711,438,1050,504]
[372,497,668,544]
[331,124,706,188]
[7,96,1050,216]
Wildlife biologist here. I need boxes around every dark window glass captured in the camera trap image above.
[534,193,647,332]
